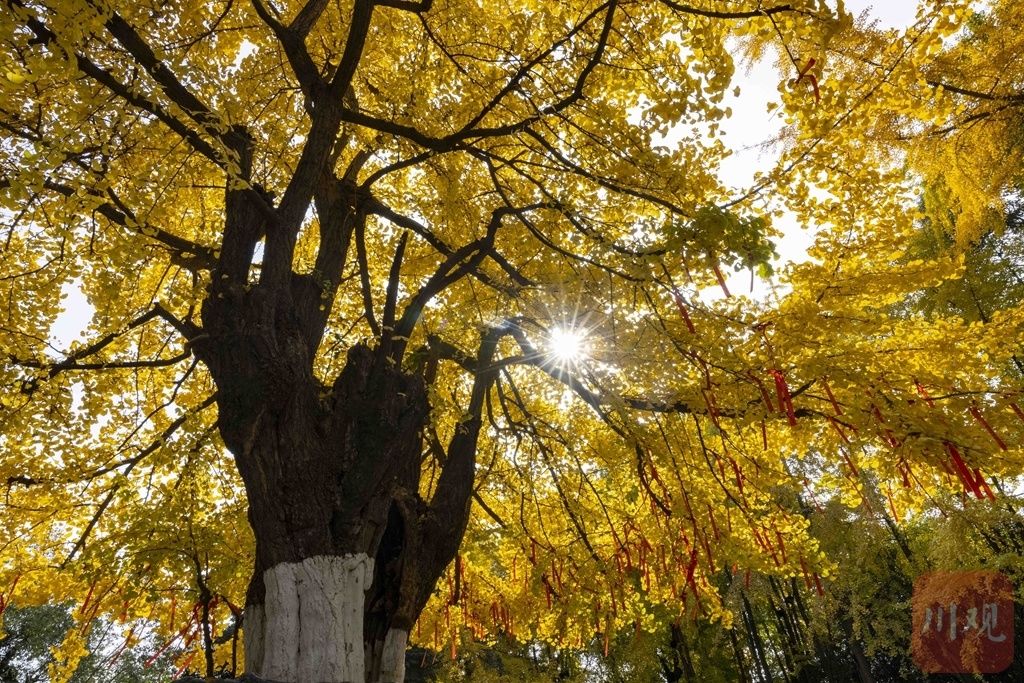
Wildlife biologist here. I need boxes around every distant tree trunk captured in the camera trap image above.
[741,593,774,683]
[728,626,753,683]
[849,641,875,683]
[659,622,697,682]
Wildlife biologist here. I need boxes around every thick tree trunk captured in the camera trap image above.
[365,628,408,683]
[226,347,426,681]
[194,318,486,682]
[244,554,375,681]
[196,169,500,680]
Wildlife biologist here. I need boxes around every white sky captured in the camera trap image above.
[699,0,922,301]
[718,0,920,192]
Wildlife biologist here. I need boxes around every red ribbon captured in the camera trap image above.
[914,380,935,408]
[822,378,843,415]
[969,405,1008,451]
[711,262,731,298]
[946,442,984,499]
[684,548,700,593]
[771,369,797,426]
[973,468,996,501]
[672,289,697,333]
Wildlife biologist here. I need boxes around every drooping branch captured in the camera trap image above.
[480,155,655,282]
[60,394,217,568]
[499,368,602,560]
[502,320,819,422]
[484,147,668,259]
[925,79,1024,103]
[9,306,195,380]
[336,0,614,152]
[456,0,614,134]
[522,129,690,217]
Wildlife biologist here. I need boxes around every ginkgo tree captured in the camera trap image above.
[2,0,1023,681]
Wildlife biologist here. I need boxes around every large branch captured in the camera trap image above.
[367,198,526,295]
[95,3,227,143]
[658,1,794,19]
[289,0,331,37]
[354,219,382,337]
[328,0,375,95]
[390,204,546,356]
[250,0,325,101]
[426,325,506,520]
[376,0,433,11]
[291,175,363,354]
[14,350,192,373]
[377,230,410,360]
[9,1,224,167]
[39,178,217,270]
[334,0,792,206]
[257,0,376,293]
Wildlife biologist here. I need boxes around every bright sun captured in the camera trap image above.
[548,326,587,363]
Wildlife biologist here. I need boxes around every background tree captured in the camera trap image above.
[2,0,1024,682]
[0,604,177,682]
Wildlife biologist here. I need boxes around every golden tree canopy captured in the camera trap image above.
[1,0,1022,677]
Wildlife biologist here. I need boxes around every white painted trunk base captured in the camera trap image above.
[244,554,374,683]
[374,628,408,683]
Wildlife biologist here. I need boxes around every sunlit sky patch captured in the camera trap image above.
[547,326,588,364]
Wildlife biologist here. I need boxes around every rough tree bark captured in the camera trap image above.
[190,134,504,678]
[196,297,485,683]
[199,282,489,683]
